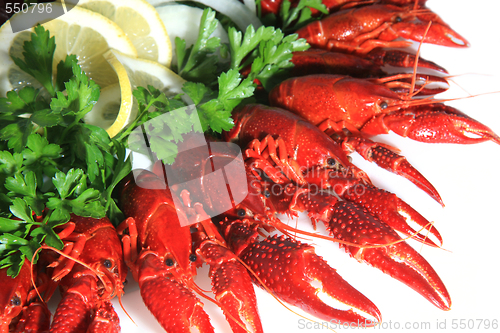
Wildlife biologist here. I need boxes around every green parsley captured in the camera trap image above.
[122,8,307,165]
[0,26,131,277]
[0,6,308,277]
[259,0,328,33]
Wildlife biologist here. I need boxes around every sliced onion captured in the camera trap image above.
[156,4,229,65]
[147,0,262,31]
[243,0,257,15]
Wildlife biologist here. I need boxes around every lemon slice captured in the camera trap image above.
[0,2,137,97]
[66,0,172,67]
[87,50,185,137]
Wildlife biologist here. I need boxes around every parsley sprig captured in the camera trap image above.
[124,8,307,165]
[0,26,131,276]
[259,0,328,32]
[0,6,309,276]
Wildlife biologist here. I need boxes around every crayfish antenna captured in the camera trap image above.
[116,291,136,327]
[409,20,433,98]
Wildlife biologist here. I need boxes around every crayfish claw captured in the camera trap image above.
[50,275,99,333]
[344,185,443,247]
[198,241,264,333]
[328,201,451,310]
[365,241,452,311]
[345,137,444,205]
[242,235,381,327]
[362,104,500,145]
[365,49,449,73]
[391,19,469,48]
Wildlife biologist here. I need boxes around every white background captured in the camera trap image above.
[106,1,500,332]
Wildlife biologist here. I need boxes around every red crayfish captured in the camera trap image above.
[224,104,451,310]
[120,133,386,330]
[0,215,126,332]
[0,260,51,332]
[48,215,127,333]
[117,165,264,333]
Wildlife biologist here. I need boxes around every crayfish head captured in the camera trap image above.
[77,224,128,300]
[331,77,406,126]
[0,260,31,330]
[386,4,470,47]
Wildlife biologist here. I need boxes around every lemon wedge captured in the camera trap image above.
[87,50,185,137]
[0,2,137,97]
[66,0,172,67]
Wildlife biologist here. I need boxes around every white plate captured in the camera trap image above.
[54,1,500,332]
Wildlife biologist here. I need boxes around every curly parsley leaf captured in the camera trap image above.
[50,62,100,121]
[229,24,309,90]
[258,0,328,32]
[11,25,56,96]
[175,8,224,85]
[0,26,129,277]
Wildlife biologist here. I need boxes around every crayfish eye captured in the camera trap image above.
[189,254,197,262]
[327,158,336,167]
[394,15,402,23]
[103,259,113,269]
[237,209,246,217]
[263,190,271,198]
[165,258,174,267]
[379,101,388,110]
[11,295,21,307]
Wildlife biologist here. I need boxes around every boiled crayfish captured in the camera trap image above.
[1,215,126,333]
[224,104,451,309]
[115,0,498,331]
[48,215,127,333]
[0,260,51,332]
[117,168,265,333]
[119,133,388,330]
